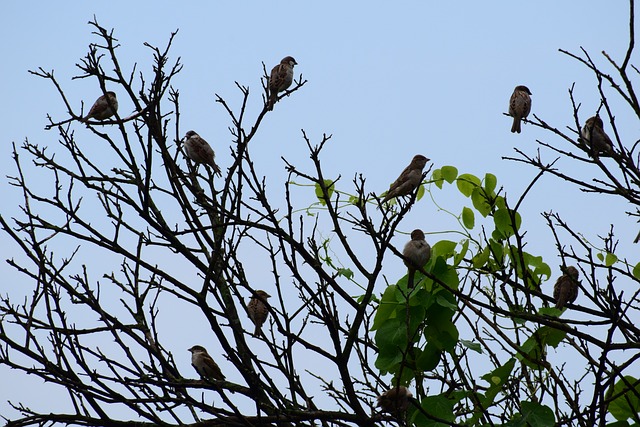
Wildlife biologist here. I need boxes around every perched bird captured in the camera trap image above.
[381,155,429,203]
[377,386,413,415]
[182,130,222,176]
[403,229,431,288]
[247,290,271,336]
[508,85,532,133]
[83,91,118,122]
[267,56,297,110]
[581,116,614,157]
[553,266,580,310]
[188,345,225,380]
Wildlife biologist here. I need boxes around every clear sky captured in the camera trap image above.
[0,0,636,421]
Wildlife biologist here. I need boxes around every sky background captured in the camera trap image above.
[1,1,637,421]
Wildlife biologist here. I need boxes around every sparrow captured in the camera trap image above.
[553,266,580,310]
[381,155,429,203]
[508,85,532,133]
[83,91,118,122]
[188,345,225,380]
[377,386,412,414]
[580,116,614,157]
[267,56,297,110]
[247,290,271,336]
[403,229,431,288]
[182,130,222,176]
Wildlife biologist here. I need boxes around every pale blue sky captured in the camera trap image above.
[0,1,636,421]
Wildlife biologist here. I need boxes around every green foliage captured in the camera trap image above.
[501,401,555,427]
[373,241,460,378]
[411,393,457,426]
[315,179,335,205]
[517,325,567,369]
[372,166,564,425]
[597,251,618,267]
[607,376,640,422]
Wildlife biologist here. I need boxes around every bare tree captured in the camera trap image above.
[2,5,640,426]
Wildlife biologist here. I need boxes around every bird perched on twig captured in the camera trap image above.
[553,266,580,310]
[83,91,118,122]
[188,345,225,380]
[508,85,532,133]
[403,229,431,288]
[377,386,412,415]
[247,290,271,336]
[182,130,222,176]
[267,56,297,110]
[381,155,429,204]
[580,116,614,157]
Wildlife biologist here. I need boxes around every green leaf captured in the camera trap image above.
[494,208,521,238]
[431,240,458,261]
[416,183,426,201]
[441,165,458,183]
[633,262,640,280]
[489,239,504,265]
[454,239,470,266]
[462,206,475,229]
[484,173,497,194]
[605,252,618,267]
[471,187,493,217]
[480,358,516,408]
[456,173,481,197]
[460,339,483,353]
[520,401,555,427]
[314,179,334,205]
[337,268,353,279]
[371,286,400,331]
[411,394,455,425]
[608,376,640,421]
[432,168,444,189]
[416,342,442,371]
[472,246,490,268]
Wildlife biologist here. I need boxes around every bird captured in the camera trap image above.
[403,229,431,288]
[581,116,614,157]
[247,290,271,336]
[508,85,532,133]
[182,130,222,176]
[83,91,118,122]
[377,386,412,415]
[188,345,225,380]
[381,155,429,204]
[267,56,297,110]
[553,266,580,310]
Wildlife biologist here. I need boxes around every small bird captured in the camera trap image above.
[381,155,429,203]
[553,266,580,310]
[182,130,222,176]
[581,116,614,157]
[83,91,118,122]
[188,345,225,380]
[508,85,532,133]
[247,290,271,336]
[267,56,298,110]
[377,386,412,415]
[403,229,431,288]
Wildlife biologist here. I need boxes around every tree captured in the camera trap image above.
[1,6,640,426]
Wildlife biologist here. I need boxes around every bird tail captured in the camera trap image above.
[511,117,521,133]
[253,324,260,337]
[407,269,415,289]
[213,163,222,177]
[267,92,276,111]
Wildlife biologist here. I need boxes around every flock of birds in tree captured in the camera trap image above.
[79,56,588,416]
